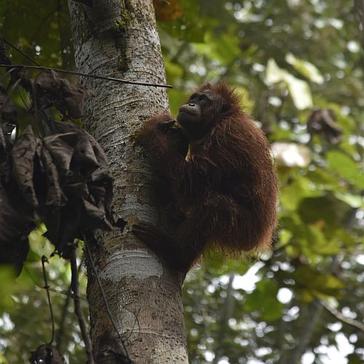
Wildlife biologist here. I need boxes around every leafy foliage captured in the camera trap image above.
[0,64,114,272]
[156,1,364,363]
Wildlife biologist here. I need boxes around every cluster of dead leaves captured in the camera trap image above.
[0,119,113,272]
[33,71,85,120]
[0,63,113,274]
[307,109,342,144]
[30,344,65,364]
[153,0,182,21]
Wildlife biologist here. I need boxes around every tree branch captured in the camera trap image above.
[70,247,95,364]
[0,64,172,88]
[41,256,56,345]
[320,301,364,333]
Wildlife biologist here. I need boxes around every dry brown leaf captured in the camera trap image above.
[153,0,183,21]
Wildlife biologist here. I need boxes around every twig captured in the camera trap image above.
[85,244,131,361]
[44,286,87,300]
[24,265,86,299]
[55,282,72,352]
[41,256,55,345]
[321,301,364,333]
[1,38,40,66]
[70,247,95,364]
[0,64,173,88]
[56,256,85,351]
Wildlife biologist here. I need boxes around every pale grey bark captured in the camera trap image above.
[68,1,188,362]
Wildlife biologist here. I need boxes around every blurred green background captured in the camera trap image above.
[0,0,363,363]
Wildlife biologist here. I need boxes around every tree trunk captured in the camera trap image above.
[282,300,323,364]
[212,274,235,364]
[355,0,364,45]
[68,1,188,363]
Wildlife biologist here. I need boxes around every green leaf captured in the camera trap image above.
[327,151,364,189]
[298,195,350,226]
[28,224,53,260]
[286,76,313,109]
[193,34,239,64]
[281,176,322,211]
[303,225,340,256]
[265,59,313,109]
[286,53,324,84]
[294,266,344,298]
[245,280,283,321]
[334,192,364,208]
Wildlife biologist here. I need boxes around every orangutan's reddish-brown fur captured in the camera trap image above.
[133,83,278,272]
